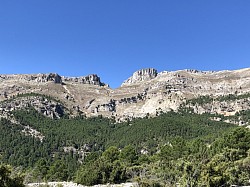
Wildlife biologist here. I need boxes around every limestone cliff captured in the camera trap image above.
[122,68,158,85]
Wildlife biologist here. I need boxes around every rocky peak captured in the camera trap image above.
[32,73,62,84]
[122,68,158,86]
[46,73,62,84]
[81,74,104,86]
[62,74,105,86]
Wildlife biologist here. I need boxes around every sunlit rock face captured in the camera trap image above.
[122,68,158,85]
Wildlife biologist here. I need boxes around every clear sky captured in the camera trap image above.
[0,1,250,88]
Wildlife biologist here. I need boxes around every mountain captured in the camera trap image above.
[1,68,250,186]
[1,68,250,122]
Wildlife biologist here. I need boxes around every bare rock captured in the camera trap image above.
[47,73,62,84]
[122,68,157,86]
[63,74,105,86]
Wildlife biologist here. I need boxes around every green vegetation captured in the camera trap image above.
[0,92,63,106]
[0,163,25,187]
[185,95,214,105]
[75,128,250,186]
[185,92,250,106]
[1,106,250,186]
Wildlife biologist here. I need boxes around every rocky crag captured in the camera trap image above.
[1,68,250,122]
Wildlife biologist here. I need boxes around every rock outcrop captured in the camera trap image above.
[63,74,105,86]
[122,68,157,85]
[46,73,62,84]
[0,95,65,119]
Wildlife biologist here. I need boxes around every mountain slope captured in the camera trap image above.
[1,68,250,121]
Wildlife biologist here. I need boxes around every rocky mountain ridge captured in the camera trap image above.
[0,73,105,86]
[1,68,250,121]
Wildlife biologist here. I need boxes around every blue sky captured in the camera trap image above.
[0,1,250,88]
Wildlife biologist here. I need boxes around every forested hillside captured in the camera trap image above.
[1,106,250,186]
